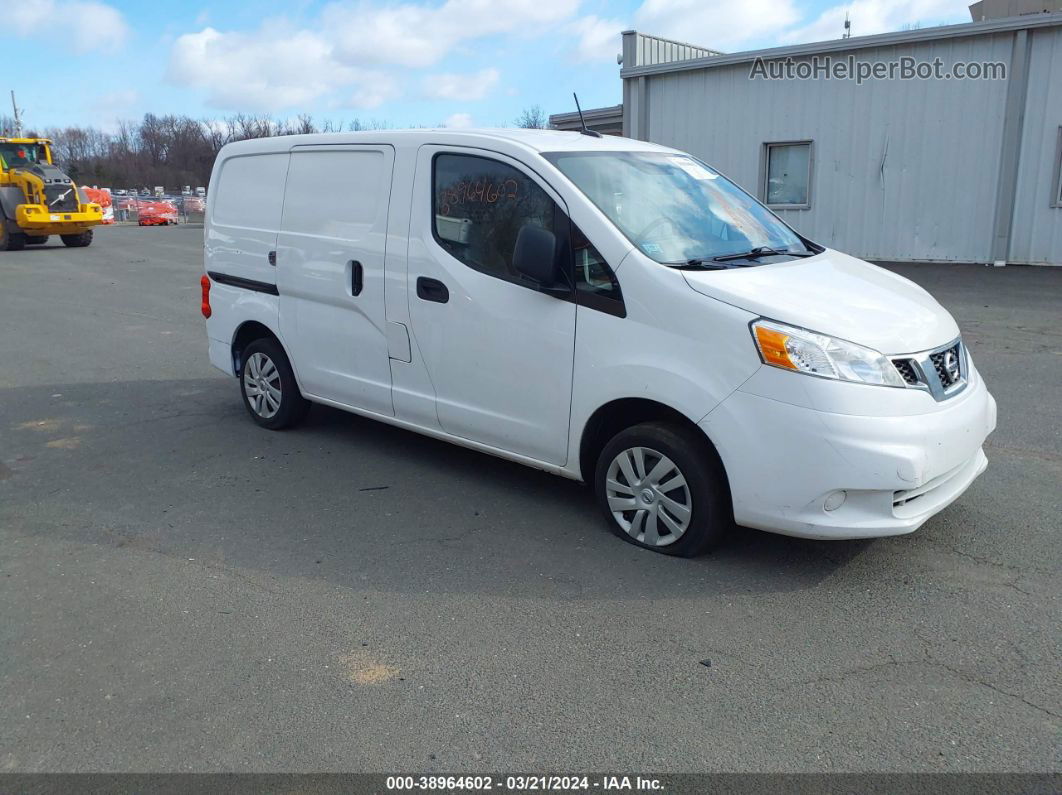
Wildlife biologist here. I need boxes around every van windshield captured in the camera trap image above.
[543,151,811,265]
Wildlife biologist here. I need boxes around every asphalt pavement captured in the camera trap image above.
[1,225,1059,772]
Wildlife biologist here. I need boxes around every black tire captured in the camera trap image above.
[61,230,93,247]
[1,225,26,251]
[26,235,49,245]
[594,421,731,557]
[238,338,310,430]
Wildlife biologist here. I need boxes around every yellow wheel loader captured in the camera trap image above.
[0,137,103,251]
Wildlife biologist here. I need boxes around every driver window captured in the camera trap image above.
[433,153,557,287]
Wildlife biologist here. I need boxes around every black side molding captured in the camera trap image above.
[207,271,279,296]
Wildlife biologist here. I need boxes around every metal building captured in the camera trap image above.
[548,104,624,136]
[969,0,1062,21]
[554,16,1062,265]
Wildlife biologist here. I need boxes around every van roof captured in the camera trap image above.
[218,128,674,157]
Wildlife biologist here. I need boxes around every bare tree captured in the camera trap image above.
[293,114,317,135]
[514,105,548,129]
[7,111,399,190]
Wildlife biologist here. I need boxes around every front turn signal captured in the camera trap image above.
[752,324,797,370]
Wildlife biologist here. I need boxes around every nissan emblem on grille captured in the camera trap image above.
[892,340,966,402]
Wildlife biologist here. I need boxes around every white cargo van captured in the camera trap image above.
[201,130,996,556]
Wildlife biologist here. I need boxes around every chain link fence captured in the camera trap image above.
[110,194,206,226]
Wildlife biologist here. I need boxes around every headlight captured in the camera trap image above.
[751,319,905,387]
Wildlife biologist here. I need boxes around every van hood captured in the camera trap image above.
[681,249,959,355]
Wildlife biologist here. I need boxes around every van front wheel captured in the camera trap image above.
[594,422,730,557]
[239,339,310,430]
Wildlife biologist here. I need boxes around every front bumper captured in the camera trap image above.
[14,204,103,234]
[700,367,997,539]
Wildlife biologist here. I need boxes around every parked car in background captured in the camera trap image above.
[201,130,996,557]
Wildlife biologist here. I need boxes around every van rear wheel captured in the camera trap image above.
[239,338,310,430]
[594,421,730,557]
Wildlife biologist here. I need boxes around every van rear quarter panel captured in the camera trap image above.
[204,287,282,374]
[205,146,291,372]
[205,150,289,287]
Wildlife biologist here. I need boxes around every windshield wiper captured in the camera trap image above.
[712,246,817,262]
[665,259,733,270]
[662,247,818,270]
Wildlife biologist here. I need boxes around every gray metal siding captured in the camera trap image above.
[642,33,1019,263]
[1009,26,1062,265]
[629,33,721,67]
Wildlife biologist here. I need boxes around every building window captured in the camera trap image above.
[1053,127,1062,208]
[763,141,812,209]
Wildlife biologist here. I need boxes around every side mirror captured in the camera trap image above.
[513,224,562,289]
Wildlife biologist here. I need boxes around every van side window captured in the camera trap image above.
[571,222,624,317]
[433,154,557,286]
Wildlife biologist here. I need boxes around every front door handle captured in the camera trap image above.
[350,260,363,296]
[416,277,449,303]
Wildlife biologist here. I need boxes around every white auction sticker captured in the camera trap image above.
[668,156,717,180]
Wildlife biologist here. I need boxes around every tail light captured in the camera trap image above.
[200,274,212,318]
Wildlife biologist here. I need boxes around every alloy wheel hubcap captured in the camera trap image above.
[244,352,282,418]
[605,446,692,547]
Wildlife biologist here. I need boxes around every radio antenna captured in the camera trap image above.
[11,91,24,136]
[573,93,602,138]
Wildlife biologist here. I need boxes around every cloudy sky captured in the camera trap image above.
[6,0,973,130]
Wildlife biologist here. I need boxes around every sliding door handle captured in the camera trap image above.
[416,277,449,303]
[350,261,363,296]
